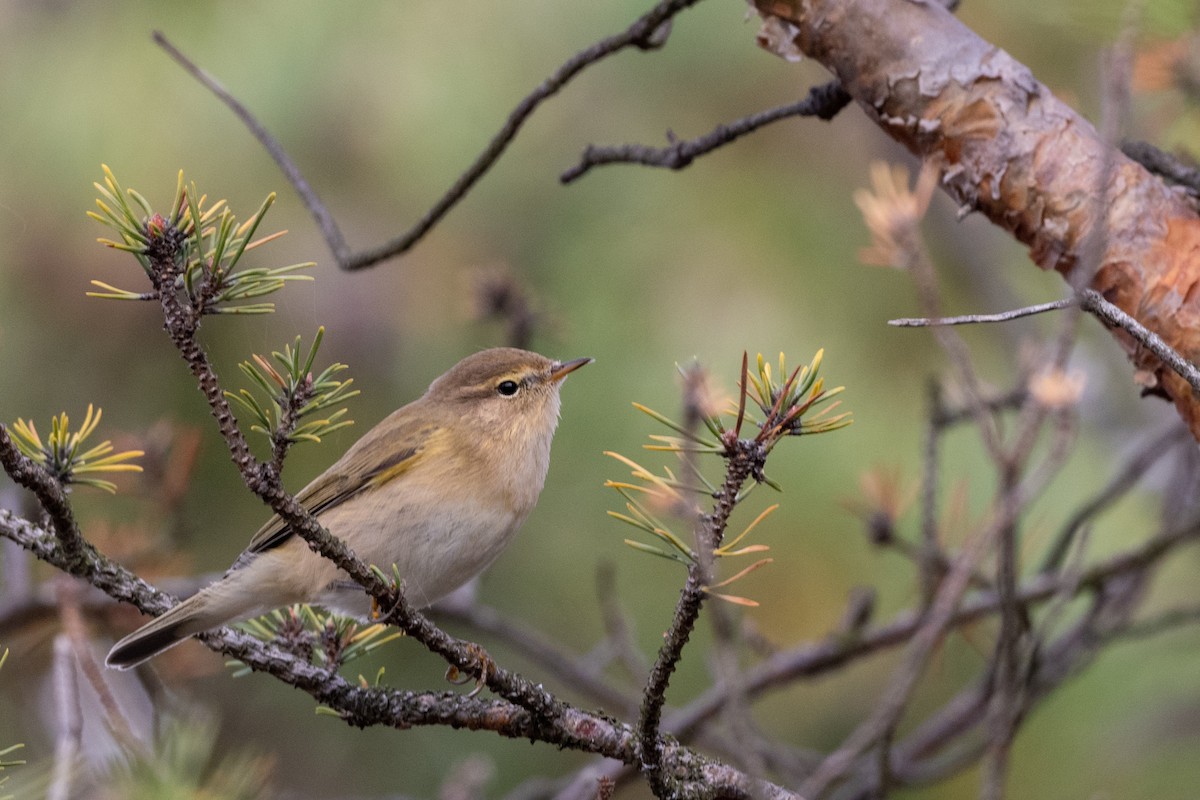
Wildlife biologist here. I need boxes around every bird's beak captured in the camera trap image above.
[549,357,593,383]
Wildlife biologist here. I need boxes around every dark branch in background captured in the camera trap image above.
[880,576,1143,795]
[1121,139,1200,196]
[560,80,851,183]
[556,0,983,185]
[663,502,1200,742]
[1038,423,1184,574]
[582,489,1200,798]
[154,0,706,272]
[931,388,1028,428]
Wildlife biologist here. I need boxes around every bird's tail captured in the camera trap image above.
[105,578,254,670]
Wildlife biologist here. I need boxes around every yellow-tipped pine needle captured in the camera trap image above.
[717,503,779,554]
[708,557,773,590]
[702,590,760,607]
[244,229,288,251]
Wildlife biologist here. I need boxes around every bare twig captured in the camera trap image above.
[882,580,1153,792]
[151,31,349,266]
[1108,603,1200,642]
[888,298,1073,327]
[801,487,1046,795]
[905,204,1006,463]
[930,388,1027,428]
[560,81,851,183]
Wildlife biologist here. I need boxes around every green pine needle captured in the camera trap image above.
[9,405,142,493]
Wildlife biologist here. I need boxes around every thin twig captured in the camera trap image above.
[884,581,1154,792]
[931,388,1028,428]
[907,213,1006,463]
[560,81,851,183]
[688,371,770,783]
[801,483,1045,796]
[888,298,1073,327]
[887,276,1200,399]
[810,554,984,797]
[882,532,993,592]
[1108,603,1200,642]
[663,507,1200,745]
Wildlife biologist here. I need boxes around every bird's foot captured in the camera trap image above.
[444,642,495,698]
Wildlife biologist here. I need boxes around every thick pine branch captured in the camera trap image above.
[753,0,1200,440]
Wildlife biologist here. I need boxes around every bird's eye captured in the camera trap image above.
[497,380,520,397]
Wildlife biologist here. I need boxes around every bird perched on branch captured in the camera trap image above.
[107,347,590,669]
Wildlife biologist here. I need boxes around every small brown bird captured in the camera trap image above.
[107,347,590,669]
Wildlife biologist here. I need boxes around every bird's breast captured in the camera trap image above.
[317,474,527,609]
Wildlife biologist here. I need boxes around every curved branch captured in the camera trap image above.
[0,426,88,564]
[560,80,851,183]
[156,0,705,271]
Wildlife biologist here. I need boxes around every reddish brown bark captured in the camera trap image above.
[755,0,1200,438]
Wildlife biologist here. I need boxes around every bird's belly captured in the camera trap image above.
[312,487,525,615]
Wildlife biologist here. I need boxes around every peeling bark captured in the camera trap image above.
[755,0,1200,439]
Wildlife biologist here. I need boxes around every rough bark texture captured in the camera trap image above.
[755,0,1200,439]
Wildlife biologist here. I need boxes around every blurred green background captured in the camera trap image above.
[1,0,1199,797]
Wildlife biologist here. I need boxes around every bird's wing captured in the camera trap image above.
[243,417,443,556]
